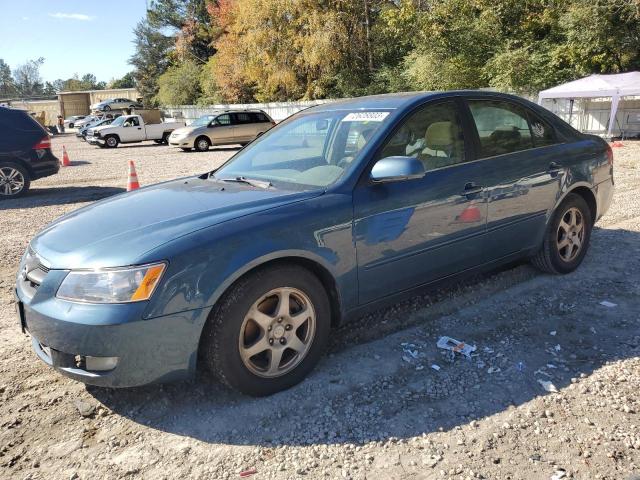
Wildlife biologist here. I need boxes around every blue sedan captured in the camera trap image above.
[15,91,614,396]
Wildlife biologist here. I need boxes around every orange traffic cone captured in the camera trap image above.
[457,205,482,223]
[127,161,140,191]
[61,145,71,166]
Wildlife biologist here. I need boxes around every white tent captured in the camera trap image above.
[538,72,640,137]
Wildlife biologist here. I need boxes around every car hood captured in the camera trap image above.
[171,125,204,136]
[91,124,114,133]
[31,177,323,269]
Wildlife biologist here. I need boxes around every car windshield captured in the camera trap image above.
[109,116,126,127]
[191,115,215,127]
[212,109,391,189]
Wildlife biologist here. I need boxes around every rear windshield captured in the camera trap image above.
[0,107,46,151]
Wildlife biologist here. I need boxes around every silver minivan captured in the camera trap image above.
[169,110,276,152]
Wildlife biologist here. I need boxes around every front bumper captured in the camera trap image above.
[169,135,194,147]
[595,176,614,222]
[15,262,210,388]
[86,135,104,146]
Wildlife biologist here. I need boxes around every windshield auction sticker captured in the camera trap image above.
[343,112,390,122]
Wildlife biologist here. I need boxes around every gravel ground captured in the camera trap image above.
[0,136,639,480]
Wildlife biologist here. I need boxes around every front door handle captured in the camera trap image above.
[548,161,562,172]
[137,127,142,130]
[461,182,484,196]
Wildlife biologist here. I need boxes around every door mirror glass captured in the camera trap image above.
[370,156,425,183]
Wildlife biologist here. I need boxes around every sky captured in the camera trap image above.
[0,0,148,83]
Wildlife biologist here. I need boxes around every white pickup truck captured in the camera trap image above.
[86,114,185,148]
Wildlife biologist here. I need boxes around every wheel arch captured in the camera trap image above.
[0,158,35,179]
[208,254,343,329]
[194,253,343,372]
[559,184,597,225]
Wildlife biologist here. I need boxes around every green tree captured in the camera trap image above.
[198,57,223,104]
[109,72,136,89]
[558,0,640,75]
[13,57,45,97]
[0,59,15,97]
[148,0,216,62]
[129,19,174,105]
[155,59,202,105]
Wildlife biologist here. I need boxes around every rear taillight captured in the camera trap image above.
[271,121,276,126]
[606,145,614,166]
[33,136,51,150]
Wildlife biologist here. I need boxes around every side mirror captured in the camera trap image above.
[316,119,329,131]
[370,156,425,183]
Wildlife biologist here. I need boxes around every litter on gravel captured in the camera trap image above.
[436,336,476,359]
[538,379,559,393]
[599,300,617,307]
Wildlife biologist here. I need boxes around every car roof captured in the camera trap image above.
[202,109,268,115]
[304,90,539,113]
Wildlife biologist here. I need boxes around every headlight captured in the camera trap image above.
[56,263,166,303]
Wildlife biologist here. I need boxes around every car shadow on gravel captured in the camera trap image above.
[1,186,125,209]
[87,226,640,448]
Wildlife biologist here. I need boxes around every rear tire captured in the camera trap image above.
[200,265,331,396]
[0,162,30,199]
[532,193,592,274]
[194,136,210,152]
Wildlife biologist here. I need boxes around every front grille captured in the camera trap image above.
[20,248,51,299]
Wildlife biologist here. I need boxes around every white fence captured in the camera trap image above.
[162,100,334,124]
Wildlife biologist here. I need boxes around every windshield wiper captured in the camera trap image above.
[217,176,272,189]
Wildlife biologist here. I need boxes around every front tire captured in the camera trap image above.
[0,162,30,199]
[104,135,119,148]
[532,193,592,274]
[194,136,210,152]
[201,265,331,396]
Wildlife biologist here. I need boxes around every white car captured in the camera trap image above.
[74,115,100,129]
[90,98,143,112]
[63,115,87,128]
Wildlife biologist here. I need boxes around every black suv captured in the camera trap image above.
[0,107,60,198]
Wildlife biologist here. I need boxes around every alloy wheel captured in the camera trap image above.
[556,206,584,262]
[0,167,25,196]
[239,287,316,378]
[197,138,209,151]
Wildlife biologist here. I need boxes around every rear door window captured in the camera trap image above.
[468,100,534,157]
[235,112,252,124]
[527,113,557,148]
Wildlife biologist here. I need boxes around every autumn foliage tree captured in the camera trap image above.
[130,0,640,105]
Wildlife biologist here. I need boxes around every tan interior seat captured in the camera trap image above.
[420,121,456,170]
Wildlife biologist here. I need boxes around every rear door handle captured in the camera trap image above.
[461,182,484,196]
